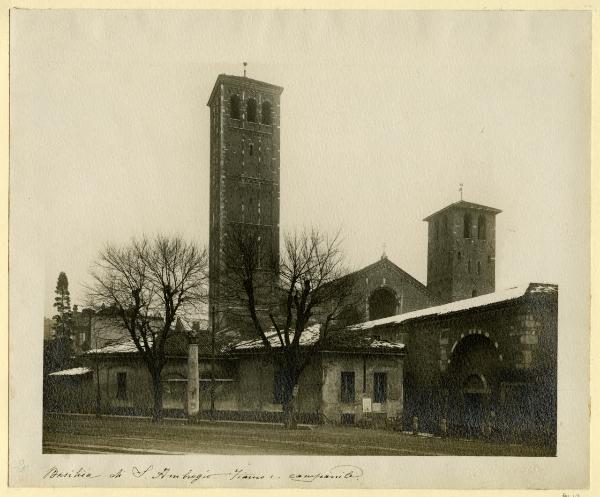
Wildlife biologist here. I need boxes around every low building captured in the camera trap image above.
[45,282,557,446]
[229,326,406,426]
[45,320,406,427]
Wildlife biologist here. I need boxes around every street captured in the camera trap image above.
[43,413,553,456]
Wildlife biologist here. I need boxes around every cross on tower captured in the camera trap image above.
[459,183,464,201]
[243,62,247,77]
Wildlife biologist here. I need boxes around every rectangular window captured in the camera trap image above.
[373,372,387,403]
[116,372,127,400]
[341,371,355,403]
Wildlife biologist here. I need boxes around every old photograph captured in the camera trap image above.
[8,9,590,489]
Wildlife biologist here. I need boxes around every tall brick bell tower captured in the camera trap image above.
[424,200,501,304]
[207,73,283,331]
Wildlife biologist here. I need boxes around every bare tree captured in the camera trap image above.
[221,227,358,428]
[88,235,208,421]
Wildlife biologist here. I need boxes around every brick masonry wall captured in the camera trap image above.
[208,77,282,330]
[360,291,557,436]
[348,258,433,323]
[427,208,497,303]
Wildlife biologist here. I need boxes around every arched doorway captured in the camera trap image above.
[447,334,500,437]
[368,287,397,320]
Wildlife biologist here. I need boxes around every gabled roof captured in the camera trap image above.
[207,74,284,106]
[346,256,429,295]
[423,200,502,222]
[349,283,557,332]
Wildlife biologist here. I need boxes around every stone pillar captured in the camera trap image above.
[187,332,200,418]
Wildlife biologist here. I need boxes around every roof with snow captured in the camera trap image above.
[48,367,92,377]
[349,283,557,332]
[85,341,139,355]
[231,324,405,354]
[84,327,241,357]
[84,316,210,356]
[423,200,502,221]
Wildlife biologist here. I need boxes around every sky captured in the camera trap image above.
[8,10,591,317]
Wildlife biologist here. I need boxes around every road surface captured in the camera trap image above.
[43,413,553,456]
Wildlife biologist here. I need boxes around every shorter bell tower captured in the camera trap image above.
[424,200,501,304]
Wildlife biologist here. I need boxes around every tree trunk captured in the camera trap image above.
[283,383,299,429]
[152,372,163,422]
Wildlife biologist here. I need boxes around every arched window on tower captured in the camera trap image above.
[261,101,272,125]
[247,98,257,122]
[463,212,472,238]
[230,94,241,119]
[477,260,481,275]
[478,214,486,240]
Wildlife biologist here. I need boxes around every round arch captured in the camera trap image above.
[448,334,500,383]
[368,287,398,321]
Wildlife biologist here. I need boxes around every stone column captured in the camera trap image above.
[187,332,200,418]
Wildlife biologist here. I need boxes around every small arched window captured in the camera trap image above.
[261,101,272,125]
[249,143,254,156]
[467,259,471,273]
[230,94,241,119]
[457,251,462,261]
[463,213,472,238]
[477,261,481,275]
[478,215,486,240]
[247,98,257,122]
[472,288,478,297]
